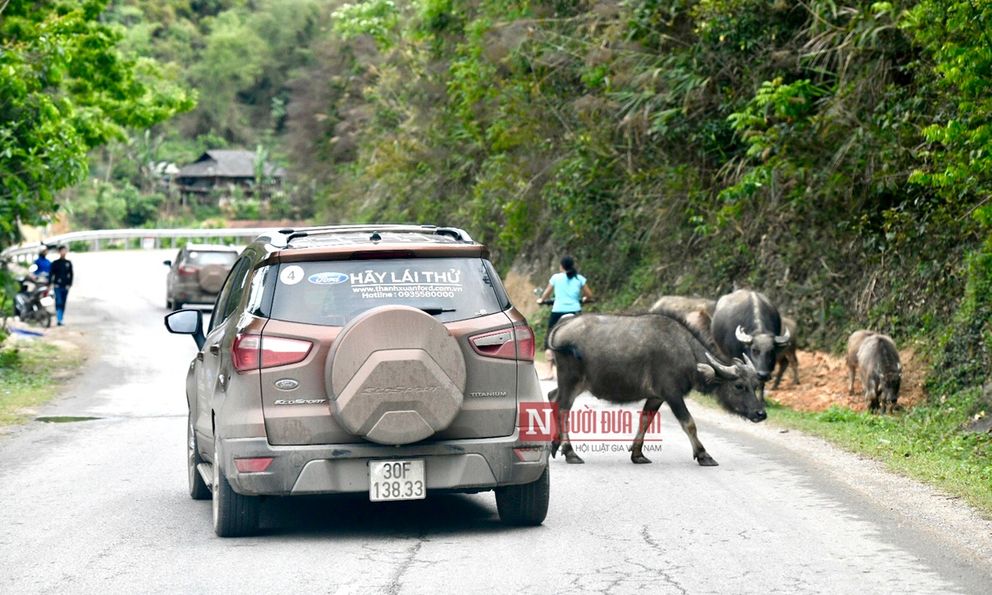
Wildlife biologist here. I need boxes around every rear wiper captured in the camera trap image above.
[419,307,456,315]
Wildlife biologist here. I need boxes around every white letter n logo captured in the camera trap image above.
[519,403,557,441]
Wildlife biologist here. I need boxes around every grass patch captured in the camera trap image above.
[766,396,992,515]
[0,340,84,426]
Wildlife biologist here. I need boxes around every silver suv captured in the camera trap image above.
[165,225,550,536]
[163,244,239,310]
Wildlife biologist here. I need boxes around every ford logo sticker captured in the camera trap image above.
[307,272,349,285]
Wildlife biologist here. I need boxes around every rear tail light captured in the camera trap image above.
[178,265,198,276]
[470,324,535,361]
[513,447,545,462]
[232,334,312,372]
[516,324,536,360]
[234,457,273,473]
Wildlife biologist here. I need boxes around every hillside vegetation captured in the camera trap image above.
[264,0,992,486]
[312,0,989,341]
[313,1,992,373]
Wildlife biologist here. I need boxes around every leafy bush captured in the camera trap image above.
[67,181,164,230]
[69,181,128,230]
[229,198,263,220]
[332,0,399,46]
[926,246,992,401]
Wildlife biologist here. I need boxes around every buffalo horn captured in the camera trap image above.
[735,325,754,345]
[705,352,738,380]
[774,326,791,346]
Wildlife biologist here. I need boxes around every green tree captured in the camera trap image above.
[0,0,194,247]
[68,180,128,230]
[190,9,268,139]
[907,0,992,210]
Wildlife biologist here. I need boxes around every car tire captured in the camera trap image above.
[188,416,210,501]
[173,300,183,310]
[496,467,550,526]
[212,443,260,537]
[167,297,174,310]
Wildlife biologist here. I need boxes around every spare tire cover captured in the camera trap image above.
[327,305,466,445]
[198,264,227,294]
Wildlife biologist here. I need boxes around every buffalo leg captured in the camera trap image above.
[789,351,800,385]
[668,398,717,466]
[550,376,584,464]
[558,406,585,464]
[630,398,663,464]
[772,357,787,389]
[866,384,880,413]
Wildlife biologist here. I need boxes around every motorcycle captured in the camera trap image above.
[14,273,54,328]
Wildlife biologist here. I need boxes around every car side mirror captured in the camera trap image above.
[165,309,205,349]
[163,260,172,267]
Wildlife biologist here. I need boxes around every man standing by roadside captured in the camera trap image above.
[50,245,74,326]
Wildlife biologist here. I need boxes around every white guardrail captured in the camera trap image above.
[1,228,276,263]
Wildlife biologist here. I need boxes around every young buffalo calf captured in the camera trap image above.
[846,330,902,413]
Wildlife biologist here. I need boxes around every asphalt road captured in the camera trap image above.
[1,250,990,594]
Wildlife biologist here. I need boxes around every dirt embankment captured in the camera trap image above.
[767,348,927,412]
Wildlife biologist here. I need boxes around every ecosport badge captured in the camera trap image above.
[273,398,327,406]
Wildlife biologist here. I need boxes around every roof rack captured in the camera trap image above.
[265,224,475,247]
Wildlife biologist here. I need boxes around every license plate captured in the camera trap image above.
[369,460,426,502]
[40,297,54,308]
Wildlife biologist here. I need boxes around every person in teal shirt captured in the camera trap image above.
[537,255,594,379]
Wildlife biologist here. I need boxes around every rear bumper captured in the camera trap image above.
[218,431,550,496]
[169,281,218,304]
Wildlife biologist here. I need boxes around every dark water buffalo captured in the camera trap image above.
[711,290,791,386]
[547,311,764,466]
[650,295,716,317]
[846,330,902,413]
[772,316,800,389]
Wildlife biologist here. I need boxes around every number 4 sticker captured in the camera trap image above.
[280,265,304,285]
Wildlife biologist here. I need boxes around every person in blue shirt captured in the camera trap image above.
[537,255,593,379]
[32,247,51,281]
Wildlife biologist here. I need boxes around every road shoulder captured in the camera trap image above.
[0,327,89,430]
[691,402,992,588]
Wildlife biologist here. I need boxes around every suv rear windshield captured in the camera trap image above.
[267,258,508,326]
[185,251,237,266]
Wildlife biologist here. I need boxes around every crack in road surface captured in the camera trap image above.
[639,525,688,595]
[386,534,425,595]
